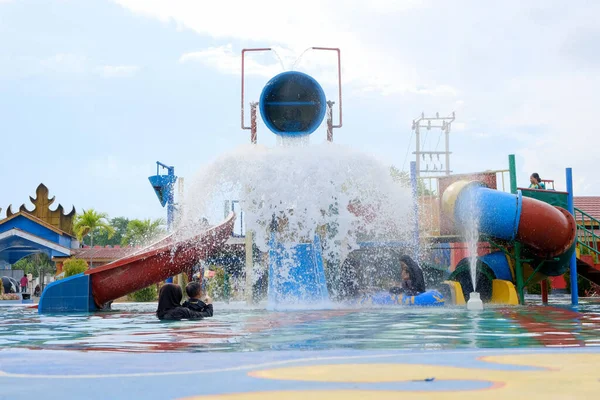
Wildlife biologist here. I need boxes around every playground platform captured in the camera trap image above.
[1,347,598,399]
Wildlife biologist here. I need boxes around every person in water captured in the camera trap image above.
[182,282,213,317]
[529,173,546,189]
[389,255,426,296]
[156,283,209,321]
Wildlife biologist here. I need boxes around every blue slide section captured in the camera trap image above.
[454,183,523,241]
[38,273,97,313]
[268,233,330,308]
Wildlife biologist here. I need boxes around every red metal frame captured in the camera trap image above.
[241,48,272,131]
[241,47,343,143]
[250,102,258,144]
[311,47,342,128]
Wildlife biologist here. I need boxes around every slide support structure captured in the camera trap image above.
[566,167,578,305]
[509,154,525,305]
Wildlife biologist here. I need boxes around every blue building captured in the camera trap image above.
[0,184,78,270]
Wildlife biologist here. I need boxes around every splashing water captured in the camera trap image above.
[181,140,415,301]
[291,47,312,71]
[270,49,287,72]
[462,193,481,292]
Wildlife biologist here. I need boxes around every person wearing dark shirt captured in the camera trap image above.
[156,283,208,321]
[182,282,213,317]
[389,255,426,296]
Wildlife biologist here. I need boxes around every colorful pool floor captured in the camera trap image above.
[2,347,599,399]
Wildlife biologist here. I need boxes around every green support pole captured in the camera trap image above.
[509,154,525,305]
[509,154,517,194]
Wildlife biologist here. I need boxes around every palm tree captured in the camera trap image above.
[122,218,166,246]
[73,209,115,268]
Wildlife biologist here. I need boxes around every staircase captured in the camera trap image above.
[574,208,600,286]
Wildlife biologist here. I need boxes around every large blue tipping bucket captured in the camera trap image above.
[259,71,327,136]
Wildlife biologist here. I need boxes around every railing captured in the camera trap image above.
[541,179,555,190]
[574,207,600,260]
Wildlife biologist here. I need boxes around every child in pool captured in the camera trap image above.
[182,281,213,317]
[156,283,208,321]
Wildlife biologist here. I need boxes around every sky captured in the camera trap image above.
[1,0,599,221]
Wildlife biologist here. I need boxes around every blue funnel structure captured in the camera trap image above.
[259,71,326,136]
[148,162,177,229]
[443,180,577,301]
[148,174,177,208]
[268,233,330,308]
[149,161,177,284]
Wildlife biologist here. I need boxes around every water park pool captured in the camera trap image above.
[3,298,600,352]
[2,299,600,399]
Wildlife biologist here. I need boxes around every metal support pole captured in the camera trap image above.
[250,102,258,144]
[410,161,420,260]
[167,167,175,231]
[444,125,450,176]
[326,100,334,142]
[311,47,342,129]
[153,161,177,284]
[415,126,420,179]
[508,154,517,194]
[541,279,549,304]
[245,230,254,304]
[508,154,524,304]
[241,48,272,130]
[566,167,578,305]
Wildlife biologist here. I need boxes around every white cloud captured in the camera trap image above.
[112,0,450,96]
[40,53,87,74]
[38,54,140,79]
[97,65,140,78]
[179,44,280,78]
[108,1,600,194]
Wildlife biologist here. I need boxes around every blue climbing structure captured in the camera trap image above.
[268,234,330,308]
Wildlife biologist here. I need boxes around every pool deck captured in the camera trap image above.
[1,347,599,399]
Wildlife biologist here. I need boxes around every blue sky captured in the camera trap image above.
[1,0,599,221]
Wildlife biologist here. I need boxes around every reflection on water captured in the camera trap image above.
[1,296,600,353]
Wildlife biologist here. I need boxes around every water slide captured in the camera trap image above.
[442,181,577,299]
[39,213,235,313]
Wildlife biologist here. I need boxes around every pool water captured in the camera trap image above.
[1,296,600,353]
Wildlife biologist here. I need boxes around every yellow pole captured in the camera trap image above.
[245,230,254,304]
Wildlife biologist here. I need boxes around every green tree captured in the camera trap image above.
[122,218,166,246]
[13,253,56,291]
[74,209,115,267]
[207,267,225,300]
[390,165,435,196]
[63,258,89,277]
[86,217,130,246]
[128,285,158,302]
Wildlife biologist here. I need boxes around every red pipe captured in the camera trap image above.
[250,102,258,144]
[516,197,577,258]
[311,47,342,128]
[87,214,235,307]
[241,48,271,130]
[541,279,549,304]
